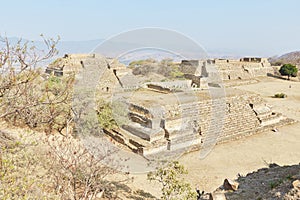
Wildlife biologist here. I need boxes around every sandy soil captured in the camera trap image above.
[129,77,300,196]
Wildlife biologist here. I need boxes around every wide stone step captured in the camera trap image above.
[170,133,200,143]
[258,113,283,126]
[122,122,165,142]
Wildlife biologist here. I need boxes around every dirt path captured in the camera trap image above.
[130,77,300,195]
[179,122,300,192]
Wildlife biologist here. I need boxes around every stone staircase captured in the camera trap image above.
[253,105,284,127]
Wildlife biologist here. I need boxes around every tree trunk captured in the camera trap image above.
[0,150,2,171]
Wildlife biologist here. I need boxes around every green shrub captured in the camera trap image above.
[279,64,298,80]
[96,100,117,129]
[273,93,287,98]
[269,179,283,189]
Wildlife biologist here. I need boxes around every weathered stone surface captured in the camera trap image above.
[223,178,239,191]
[202,58,274,82]
[95,190,104,198]
[209,191,227,200]
[104,87,292,158]
[292,180,300,189]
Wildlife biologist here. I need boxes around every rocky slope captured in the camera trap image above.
[202,163,300,200]
[269,51,300,66]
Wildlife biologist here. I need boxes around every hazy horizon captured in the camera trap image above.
[1,0,300,57]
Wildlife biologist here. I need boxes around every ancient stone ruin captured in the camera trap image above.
[46,54,294,158]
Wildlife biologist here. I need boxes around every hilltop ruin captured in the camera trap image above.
[46,54,294,158]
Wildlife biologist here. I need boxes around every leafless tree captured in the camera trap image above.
[45,135,129,199]
[0,35,74,134]
[0,36,75,198]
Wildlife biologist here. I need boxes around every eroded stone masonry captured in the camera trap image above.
[46,54,294,158]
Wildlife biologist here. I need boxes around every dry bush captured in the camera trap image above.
[45,135,130,199]
[0,35,74,134]
[0,130,58,199]
[0,130,130,199]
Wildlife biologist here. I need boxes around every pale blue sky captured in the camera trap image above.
[1,0,299,56]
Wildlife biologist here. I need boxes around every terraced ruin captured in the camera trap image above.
[46,54,294,158]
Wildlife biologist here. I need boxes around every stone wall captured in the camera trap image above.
[183,74,201,87]
[144,80,192,90]
[179,58,276,83]
[180,60,199,74]
[161,93,259,141]
[203,59,275,81]
[117,89,291,157]
[145,80,194,93]
[46,54,100,74]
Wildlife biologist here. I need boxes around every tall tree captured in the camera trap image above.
[279,64,298,80]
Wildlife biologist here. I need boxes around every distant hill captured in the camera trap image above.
[40,39,104,56]
[10,36,299,66]
[6,37,103,56]
[269,51,300,66]
[5,37,104,66]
